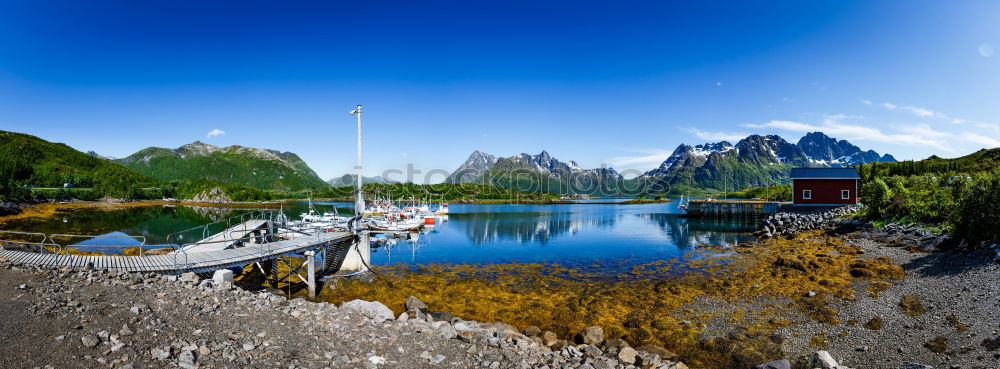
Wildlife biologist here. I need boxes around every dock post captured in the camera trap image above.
[304,250,316,298]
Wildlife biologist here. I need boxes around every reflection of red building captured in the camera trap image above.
[790,168,860,206]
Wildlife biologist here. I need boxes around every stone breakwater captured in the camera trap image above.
[755,205,864,238]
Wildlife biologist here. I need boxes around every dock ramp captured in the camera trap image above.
[178,219,271,254]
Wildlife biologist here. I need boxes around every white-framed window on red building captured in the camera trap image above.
[802,189,811,200]
[841,189,850,200]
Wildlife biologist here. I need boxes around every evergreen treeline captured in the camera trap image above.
[314,182,559,202]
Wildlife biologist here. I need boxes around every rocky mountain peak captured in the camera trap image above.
[796,131,896,166]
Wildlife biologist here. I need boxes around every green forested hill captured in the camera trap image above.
[856,148,1000,245]
[0,130,158,200]
[117,141,329,191]
[859,148,1000,178]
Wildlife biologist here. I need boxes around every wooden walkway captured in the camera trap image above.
[179,219,271,253]
[0,231,354,274]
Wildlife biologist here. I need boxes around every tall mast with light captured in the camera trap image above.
[350,104,363,215]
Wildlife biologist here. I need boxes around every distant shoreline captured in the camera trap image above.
[0,197,679,224]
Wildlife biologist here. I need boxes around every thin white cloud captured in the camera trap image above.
[961,132,1000,148]
[900,105,942,118]
[744,116,955,152]
[607,148,672,169]
[206,128,225,138]
[862,99,872,105]
[977,122,1000,134]
[879,101,947,119]
[687,127,747,142]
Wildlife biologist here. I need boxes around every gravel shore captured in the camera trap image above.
[0,262,689,369]
[779,232,1000,369]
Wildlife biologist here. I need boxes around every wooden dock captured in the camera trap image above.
[0,231,355,274]
[683,200,783,218]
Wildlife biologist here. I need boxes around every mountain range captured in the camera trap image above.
[448,132,897,195]
[117,141,329,191]
[447,150,625,195]
[0,128,901,201]
[327,174,398,187]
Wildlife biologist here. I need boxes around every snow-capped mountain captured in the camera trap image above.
[446,150,623,195]
[444,150,499,183]
[641,132,895,192]
[797,132,897,166]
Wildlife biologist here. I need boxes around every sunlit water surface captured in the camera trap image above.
[1,201,757,275]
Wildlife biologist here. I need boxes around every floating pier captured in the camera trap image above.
[0,212,371,298]
[682,200,784,218]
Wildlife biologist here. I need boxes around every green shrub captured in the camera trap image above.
[952,173,1000,246]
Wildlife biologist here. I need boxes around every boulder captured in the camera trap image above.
[523,326,541,337]
[179,272,199,283]
[550,340,569,350]
[636,344,676,360]
[81,335,100,348]
[580,344,604,359]
[178,349,196,369]
[406,308,426,321]
[900,363,933,369]
[617,347,638,364]
[212,269,233,289]
[340,300,395,324]
[752,360,791,369]
[541,331,559,347]
[405,295,428,311]
[575,326,605,345]
[428,311,458,323]
[812,351,839,369]
[602,338,630,354]
[437,324,457,340]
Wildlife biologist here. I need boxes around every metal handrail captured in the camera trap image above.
[0,230,62,254]
[166,209,273,246]
[0,209,360,272]
[51,233,149,256]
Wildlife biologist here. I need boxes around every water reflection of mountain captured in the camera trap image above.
[453,212,617,245]
[637,213,757,250]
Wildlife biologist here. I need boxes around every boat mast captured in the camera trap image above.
[350,104,364,216]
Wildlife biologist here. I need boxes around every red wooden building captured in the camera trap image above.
[790,168,860,206]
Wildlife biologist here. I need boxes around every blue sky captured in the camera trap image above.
[1,1,998,182]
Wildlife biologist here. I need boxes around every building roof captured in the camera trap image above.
[790,167,860,179]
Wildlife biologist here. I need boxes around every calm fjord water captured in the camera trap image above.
[1,201,756,272]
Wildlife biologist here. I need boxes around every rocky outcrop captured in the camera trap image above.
[0,202,23,216]
[758,206,970,255]
[854,223,963,253]
[188,187,232,203]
